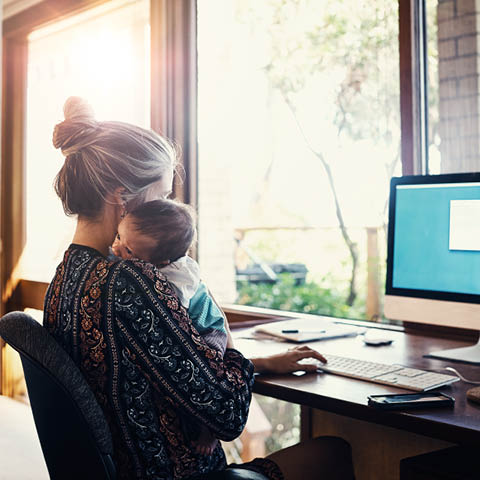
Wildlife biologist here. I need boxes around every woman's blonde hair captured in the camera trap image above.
[53,96,177,218]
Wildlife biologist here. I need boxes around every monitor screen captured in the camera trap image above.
[386,173,480,304]
[385,173,480,363]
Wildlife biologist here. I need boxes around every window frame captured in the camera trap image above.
[399,0,429,176]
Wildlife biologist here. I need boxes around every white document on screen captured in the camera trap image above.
[449,199,480,251]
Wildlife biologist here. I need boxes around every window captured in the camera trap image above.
[1,0,153,399]
[197,0,401,321]
[22,0,150,282]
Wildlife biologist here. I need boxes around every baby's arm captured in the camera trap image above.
[206,287,234,349]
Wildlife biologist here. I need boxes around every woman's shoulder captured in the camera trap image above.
[61,245,184,316]
[111,257,167,283]
[61,245,172,295]
[109,257,181,305]
[65,244,164,282]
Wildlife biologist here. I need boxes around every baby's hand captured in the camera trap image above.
[194,429,218,455]
[195,442,218,456]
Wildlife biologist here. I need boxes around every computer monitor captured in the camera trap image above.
[384,172,480,364]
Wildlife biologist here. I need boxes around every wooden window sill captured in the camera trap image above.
[9,281,478,343]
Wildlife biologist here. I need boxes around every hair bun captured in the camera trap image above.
[63,96,95,121]
[53,97,97,154]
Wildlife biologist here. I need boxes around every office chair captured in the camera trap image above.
[0,311,116,480]
[0,312,268,480]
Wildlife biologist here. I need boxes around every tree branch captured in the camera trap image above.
[282,92,358,306]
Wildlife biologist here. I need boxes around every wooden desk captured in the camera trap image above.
[234,327,480,479]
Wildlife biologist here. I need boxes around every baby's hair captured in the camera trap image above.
[53,96,178,219]
[128,199,196,265]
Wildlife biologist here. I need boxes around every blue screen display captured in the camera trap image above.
[393,183,480,295]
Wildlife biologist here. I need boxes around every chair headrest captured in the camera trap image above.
[193,468,269,480]
[0,311,113,454]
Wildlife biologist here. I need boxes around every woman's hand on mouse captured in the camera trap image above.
[250,345,327,374]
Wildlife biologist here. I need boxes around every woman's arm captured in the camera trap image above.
[219,307,327,373]
[218,301,327,373]
[110,260,254,442]
[219,301,327,371]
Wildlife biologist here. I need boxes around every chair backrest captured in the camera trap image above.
[0,311,116,480]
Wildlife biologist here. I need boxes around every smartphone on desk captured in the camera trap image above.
[368,392,455,410]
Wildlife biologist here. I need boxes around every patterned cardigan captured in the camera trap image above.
[44,244,281,480]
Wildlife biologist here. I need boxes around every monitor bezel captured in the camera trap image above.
[386,172,480,305]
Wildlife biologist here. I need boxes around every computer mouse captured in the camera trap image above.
[363,330,394,346]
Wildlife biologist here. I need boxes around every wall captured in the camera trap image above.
[438,0,480,172]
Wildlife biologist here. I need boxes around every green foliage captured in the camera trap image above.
[235,0,404,308]
[239,0,401,146]
[237,273,366,319]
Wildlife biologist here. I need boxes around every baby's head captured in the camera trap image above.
[112,199,196,266]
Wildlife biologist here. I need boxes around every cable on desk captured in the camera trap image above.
[444,367,480,385]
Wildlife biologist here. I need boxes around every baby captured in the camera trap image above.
[112,199,226,455]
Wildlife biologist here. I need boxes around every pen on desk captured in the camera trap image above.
[281,329,326,334]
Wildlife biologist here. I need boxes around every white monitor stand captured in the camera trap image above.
[384,295,480,365]
[427,338,480,365]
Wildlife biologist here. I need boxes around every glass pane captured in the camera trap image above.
[222,395,299,462]
[198,0,400,322]
[23,0,150,281]
[427,0,480,174]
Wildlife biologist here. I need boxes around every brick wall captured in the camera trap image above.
[438,0,480,172]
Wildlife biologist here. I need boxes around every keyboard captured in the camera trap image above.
[316,354,459,391]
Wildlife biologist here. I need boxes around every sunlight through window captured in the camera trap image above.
[23,0,150,281]
[198,0,400,321]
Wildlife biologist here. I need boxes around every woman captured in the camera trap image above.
[44,97,355,480]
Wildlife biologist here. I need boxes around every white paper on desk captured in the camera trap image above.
[254,318,358,343]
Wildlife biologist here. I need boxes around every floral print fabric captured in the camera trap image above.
[44,244,280,479]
